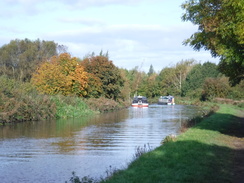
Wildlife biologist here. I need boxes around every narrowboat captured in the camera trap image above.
[131,96,149,107]
[158,95,175,105]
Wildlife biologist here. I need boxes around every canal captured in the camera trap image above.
[0,104,201,182]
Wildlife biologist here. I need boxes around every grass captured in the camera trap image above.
[51,95,94,119]
[101,104,243,183]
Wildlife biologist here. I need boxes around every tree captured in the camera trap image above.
[158,67,177,95]
[181,0,244,85]
[181,62,220,97]
[157,59,195,95]
[144,73,161,98]
[119,68,132,102]
[32,53,89,96]
[81,55,124,100]
[148,64,155,76]
[0,39,62,82]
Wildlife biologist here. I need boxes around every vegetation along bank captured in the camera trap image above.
[0,39,243,124]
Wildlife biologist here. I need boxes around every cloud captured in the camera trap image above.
[45,23,195,53]
[1,0,155,17]
[2,0,166,19]
[41,22,218,72]
[59,17,106,27]
[0,0,218,72]
[58,0,162,9]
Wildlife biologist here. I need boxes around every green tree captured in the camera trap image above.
[81,55,124,100]
[118,68,131,103]
[148,64,155,76]
[182,62,220,97]
[157,59,195,95]
[158,67,176,95]
[144,73,161,98]
[181,0,244,85]
[127,66,143,97]
[0,39,61,82]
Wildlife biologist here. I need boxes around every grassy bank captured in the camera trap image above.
[101,104,244,183]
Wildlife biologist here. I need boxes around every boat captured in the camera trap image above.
[158,95,175,105]
[131,96,149,107]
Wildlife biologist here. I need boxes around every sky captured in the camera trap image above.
[0,0,219,72]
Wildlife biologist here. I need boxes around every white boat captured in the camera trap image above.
[158,96,175,105]
[131,96,149,107]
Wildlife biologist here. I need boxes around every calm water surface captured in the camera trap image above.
[0,105,201,182]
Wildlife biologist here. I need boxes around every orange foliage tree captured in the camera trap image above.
[32,53,89,97]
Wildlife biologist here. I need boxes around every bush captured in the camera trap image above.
[201,77,230,101]
[0,76,56,123]
[86,97,121,112]
[0,92,56,123]
[185,88,203,99]
[228,80,244,100]
[0,76,93,123]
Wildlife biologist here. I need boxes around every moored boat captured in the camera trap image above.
[131,96,149,107]
[158,95,175,105]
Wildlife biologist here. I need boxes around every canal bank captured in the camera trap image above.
[1,104,202,182]
[102,104,244,183]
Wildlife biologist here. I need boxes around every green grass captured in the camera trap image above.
[51,95,94,119]
[102,104,243,183]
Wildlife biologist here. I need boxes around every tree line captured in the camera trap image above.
[0,38,243,103]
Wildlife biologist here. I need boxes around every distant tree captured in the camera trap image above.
[137,72,150,97]
[32,53,89,96]
[144,73,160,98]
[182,62,220,97]
[99,50,109,58]
[181,0,244,85]
[158,67,181,95]
[127,66,144,97]
[158,59,195,95]
[148,64,155,76]
[81,55,124,100]
[0,38,63,82]
[119,68,131,102]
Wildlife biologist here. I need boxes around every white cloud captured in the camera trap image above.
[0,0,219,72]
[42,22,218,72]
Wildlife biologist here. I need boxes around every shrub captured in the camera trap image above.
[0,76,93,123]
[228,80,244,100]
[85,97,121,112]
[201,77,230,101]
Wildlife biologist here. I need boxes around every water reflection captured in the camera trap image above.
[0,105,200,183]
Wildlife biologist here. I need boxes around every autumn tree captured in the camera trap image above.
[32,53,89,97]
[81,55,124,100]
[0,39,64,82]
[181,0,244,85]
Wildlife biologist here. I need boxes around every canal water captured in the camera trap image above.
[0,104,201,182]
